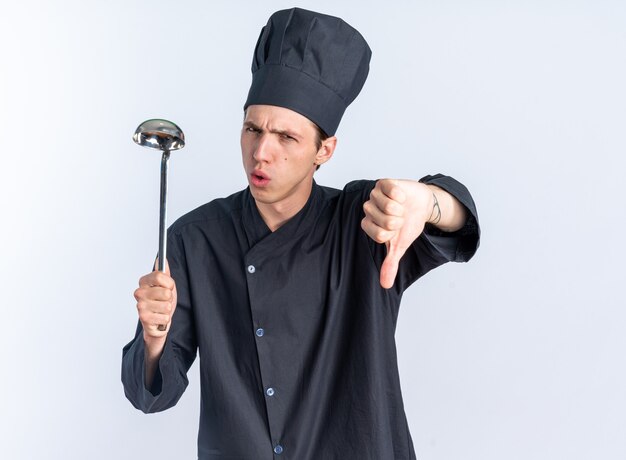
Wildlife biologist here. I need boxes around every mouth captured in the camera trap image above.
[250,170,270,187]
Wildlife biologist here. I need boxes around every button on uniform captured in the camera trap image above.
[266,387,275,397]
[273,444,284,455]
[247,264,256,274]
[255,328,265,337]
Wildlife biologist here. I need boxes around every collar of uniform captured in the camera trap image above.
[242,181,322,253]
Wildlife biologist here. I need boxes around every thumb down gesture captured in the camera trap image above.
[361,179,436,289]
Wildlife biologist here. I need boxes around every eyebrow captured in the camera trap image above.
[243,121,259,129]
[243,121,301,140]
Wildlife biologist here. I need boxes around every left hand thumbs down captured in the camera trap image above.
[361,179,432,289]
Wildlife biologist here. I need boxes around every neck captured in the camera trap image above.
[255,183,314,232]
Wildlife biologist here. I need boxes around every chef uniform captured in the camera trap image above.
[122,8,480,460]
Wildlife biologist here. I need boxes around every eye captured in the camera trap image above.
[280,133,295,142]
[245,127,261,134]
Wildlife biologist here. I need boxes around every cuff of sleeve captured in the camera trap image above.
[419,173,481,262]
[121,333,176,413]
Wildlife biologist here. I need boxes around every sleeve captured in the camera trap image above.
[366,173,480,293]
[121,229,198,414]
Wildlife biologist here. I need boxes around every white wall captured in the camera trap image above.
[1,0,624,458]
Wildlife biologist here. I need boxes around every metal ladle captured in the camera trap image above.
[133,119,185,331]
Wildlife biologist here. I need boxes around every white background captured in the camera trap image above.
[1,0,625,459]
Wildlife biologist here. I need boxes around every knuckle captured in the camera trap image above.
[374,234,386,244]
[371,229,387,243]
[362,201,373,215]
[361,218,375,235]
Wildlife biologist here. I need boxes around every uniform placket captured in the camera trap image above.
[245,253,289,458]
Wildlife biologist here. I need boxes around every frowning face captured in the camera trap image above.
[241,105,334,217]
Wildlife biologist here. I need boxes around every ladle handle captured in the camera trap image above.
[157,151,170,332]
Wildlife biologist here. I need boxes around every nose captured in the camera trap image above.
[252,133,272,163]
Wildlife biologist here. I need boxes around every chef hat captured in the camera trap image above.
[244,7,372,136]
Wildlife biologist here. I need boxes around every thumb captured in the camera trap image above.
[380,241,405,289]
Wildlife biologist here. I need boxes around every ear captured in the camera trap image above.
[315,136,337,166]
